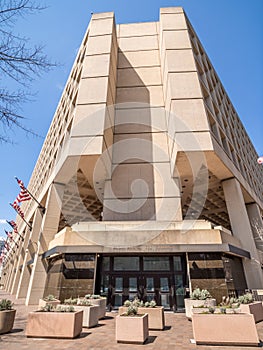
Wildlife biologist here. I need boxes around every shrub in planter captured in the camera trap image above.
[116,302,149,344]
[184,288,216,319]
[119,298,164,330]
[26,305,83,338]
[84,294,106,319]
[237,293,263,323]
[38,294,60,309]
[64,297,99,328]
[0,299,16,334]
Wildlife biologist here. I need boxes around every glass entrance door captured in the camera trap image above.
[112,275,139,307]
[98,255,187,311]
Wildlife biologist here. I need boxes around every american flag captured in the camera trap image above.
[4,230,12,239]
[7,220,18,234]
[11,201,25,219]
[15,178,31,203]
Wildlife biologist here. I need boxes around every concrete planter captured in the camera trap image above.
[119,306,165,330]
[0,309,16,334]
[239,302,263,323]
[116,313,149,344]
[192,313,259,346]
[184,298,216,319]
[38,298,61,309]
[73,305,99,328]
[88,298,106,319]
[26,310,83,338]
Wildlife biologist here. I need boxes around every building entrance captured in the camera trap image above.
[97,255,187,311]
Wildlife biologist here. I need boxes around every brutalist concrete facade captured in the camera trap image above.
[1,8,263,309]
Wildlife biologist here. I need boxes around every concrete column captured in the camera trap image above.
[15,208,43,298]
[222,178,263,288]
[246,203,263,254]
[9,224,32,294]
[25,183,64,305]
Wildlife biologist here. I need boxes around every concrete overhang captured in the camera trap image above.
[42,243,250,259]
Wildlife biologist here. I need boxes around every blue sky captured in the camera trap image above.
[0,0,262,236]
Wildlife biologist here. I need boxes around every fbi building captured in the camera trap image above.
[2,7,263,310]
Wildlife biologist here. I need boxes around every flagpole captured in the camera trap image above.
[9,203,32,230]
[15,177,46,213]
[6,221,24,242]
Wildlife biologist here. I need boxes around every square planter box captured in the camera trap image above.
[26,310,83,338]
[239,302,263,323]
[73,305,99,328]
[0,309,16,334]
[88,298,106,319]
[119,306,164,330]
[184,298,216,319]
[116,313,149,344]
[192,313,259,346]
[38,298,61,309]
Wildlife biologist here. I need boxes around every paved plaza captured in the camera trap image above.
[1,291,263,350]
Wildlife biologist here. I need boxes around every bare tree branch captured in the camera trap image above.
[0,0,56,142]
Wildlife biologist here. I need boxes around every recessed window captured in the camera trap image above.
[114,257,139,271]
[143,257,170,271]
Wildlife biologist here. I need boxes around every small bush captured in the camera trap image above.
[237,293,254,304]
[0,299,13,311]
[44,295,57,301]
[190,288,212,300]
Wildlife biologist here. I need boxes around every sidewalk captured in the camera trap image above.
[0,290,263,350]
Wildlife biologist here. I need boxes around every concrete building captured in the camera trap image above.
[1,7,263,310]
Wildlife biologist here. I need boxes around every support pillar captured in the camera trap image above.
[16,208,43,298]
[246,203,263,258]
[25,183,64,305]
[222,178,263,288]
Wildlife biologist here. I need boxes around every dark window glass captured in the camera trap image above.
[114,257,140,271]
[143,257,170,271]
[102,257,110,271]
[173,256,182,271]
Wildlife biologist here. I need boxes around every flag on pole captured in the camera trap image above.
[4,230,12,239]
[15,179,31,203]
[6,220,24,241]
[15,177,45,212]
[8,220,18,233]
[11,201,25,219]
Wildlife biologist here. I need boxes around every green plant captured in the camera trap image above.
[77,299,92,306]
[56,305,75,312]
[124,300,132,307]
[220,307,227,314]
[44,295,57,301]
[0,299,13,311]
[237,293,254,305]
[85,294,103,299]
[126,304,138,316]
[144,300,157,308]
[190,288,212,300]
[41,304,75,312]
[64,298,78,305]
[208,307,215,314]
[220,296,239,308]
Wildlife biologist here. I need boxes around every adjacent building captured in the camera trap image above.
[1,7,263,310]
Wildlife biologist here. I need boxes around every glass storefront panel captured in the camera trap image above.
[161,294,170,308]
[146,277,154,292]
[103,256,110,271]
[129,277,137,292]
[143,257,169,271]
[115,277,123,292]
[160,277,169,292]
[114,257,140,271]
[173,256,182,271]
